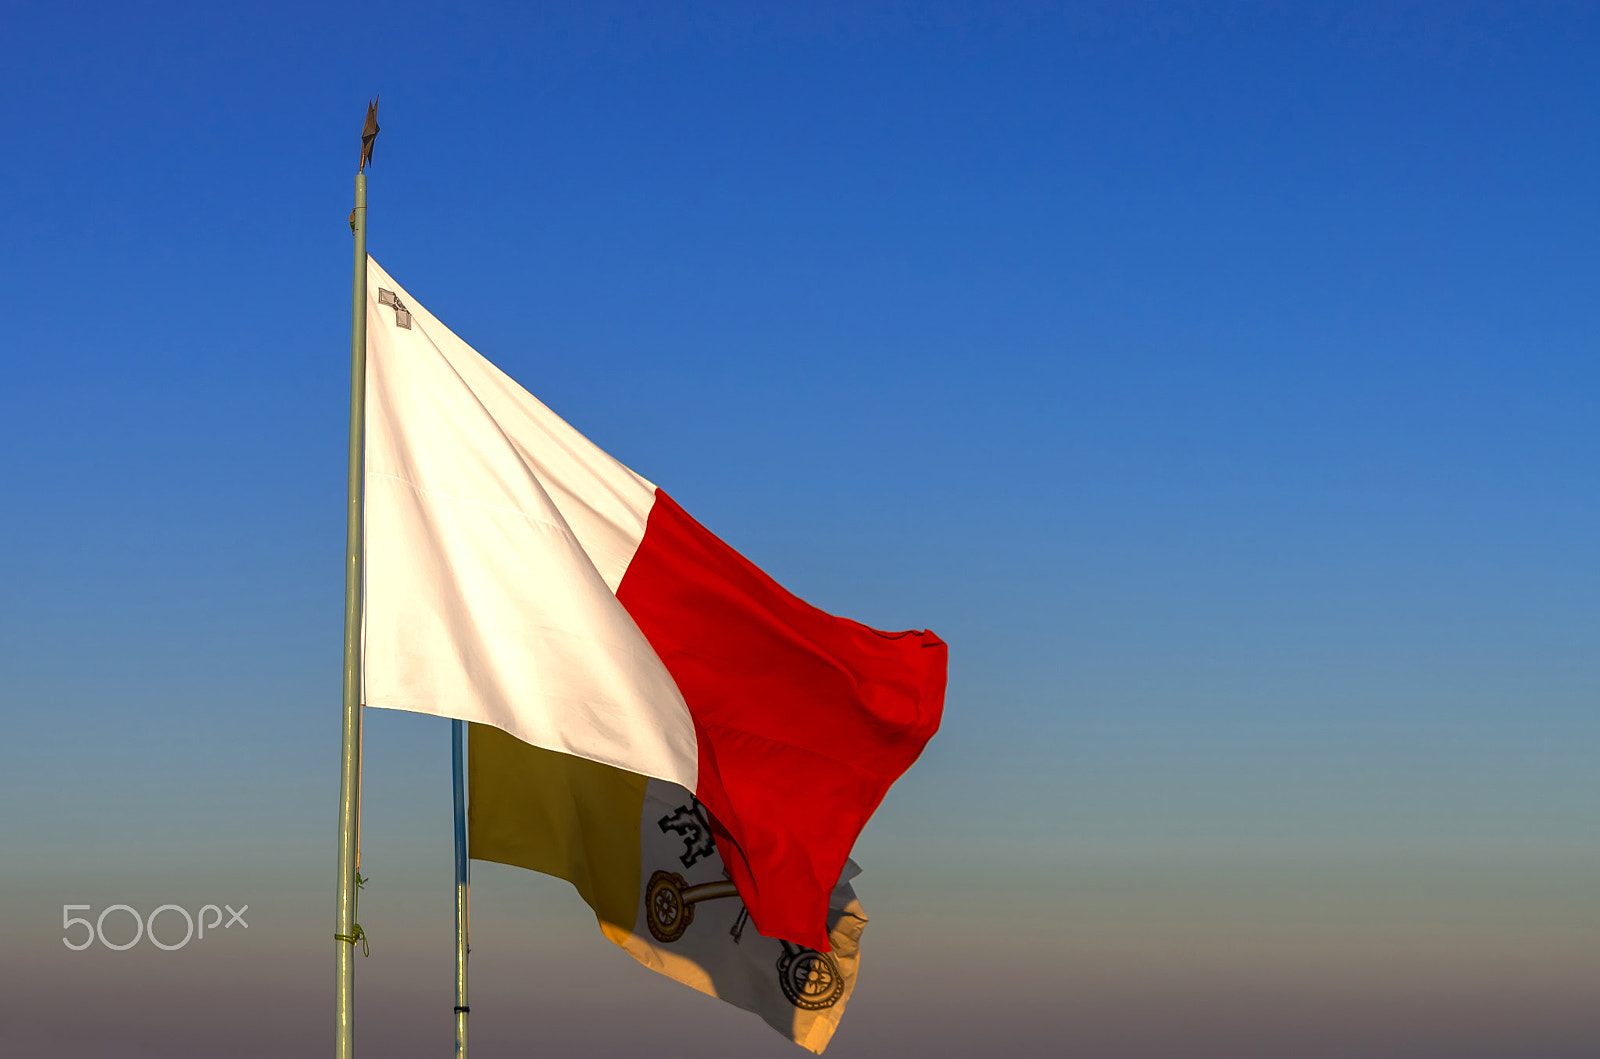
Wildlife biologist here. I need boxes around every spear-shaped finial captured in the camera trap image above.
[359,96,380,172]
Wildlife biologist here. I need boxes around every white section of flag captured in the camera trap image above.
[361,257,698,790]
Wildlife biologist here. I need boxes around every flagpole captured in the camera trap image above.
[336,98,378,1059]
[453,719,471,1058]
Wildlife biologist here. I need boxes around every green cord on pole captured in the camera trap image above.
[334,874,372,956]
[334,923,370,958]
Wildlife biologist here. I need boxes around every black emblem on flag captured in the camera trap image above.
[658,799,715,868]
[777,941,845,1010]
[651,798,844,1012]
[377,288,412,329]
[642,870,740,943]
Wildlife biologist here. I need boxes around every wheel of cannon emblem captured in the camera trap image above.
[776,941,845,1010]
[645,871,693,942]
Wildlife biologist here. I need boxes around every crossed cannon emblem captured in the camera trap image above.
[649,800,846,1011]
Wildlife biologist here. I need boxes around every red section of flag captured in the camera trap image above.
[616,489,947,951]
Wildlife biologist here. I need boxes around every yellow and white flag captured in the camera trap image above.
[469,724,868,1053]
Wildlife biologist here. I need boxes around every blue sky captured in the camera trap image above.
[2,3,1597,1057]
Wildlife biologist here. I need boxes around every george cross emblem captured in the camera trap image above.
[377,288,412,329]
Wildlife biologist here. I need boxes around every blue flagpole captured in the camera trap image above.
[453,719,471,1058]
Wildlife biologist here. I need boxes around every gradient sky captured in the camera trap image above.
[2,3,1596,1057]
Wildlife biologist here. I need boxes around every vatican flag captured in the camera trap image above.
[468,724,868,1053]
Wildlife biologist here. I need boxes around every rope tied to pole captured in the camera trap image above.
[335,872,371,955]
[334,923,370,957]
[331,927,368,959]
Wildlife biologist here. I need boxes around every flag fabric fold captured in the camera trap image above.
[617,489,946,947]
[361,256,947,954]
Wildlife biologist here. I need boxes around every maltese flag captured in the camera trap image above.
[360,257,947,950]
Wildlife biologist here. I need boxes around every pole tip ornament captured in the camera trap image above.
[359,96,380,172]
